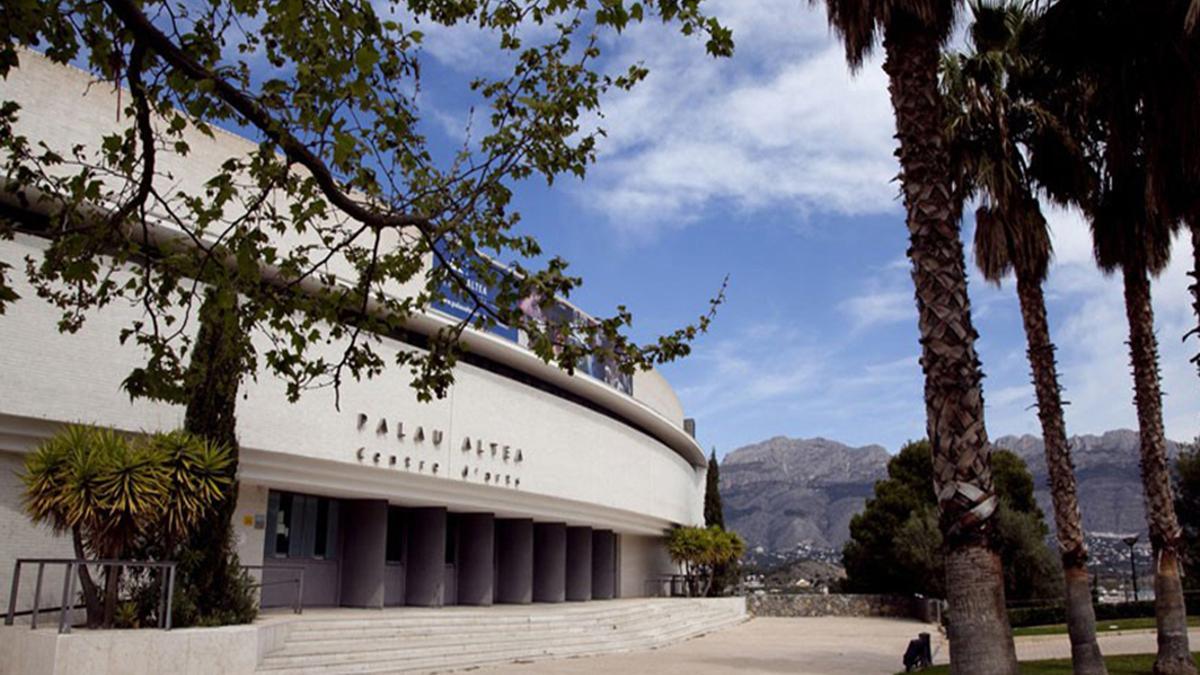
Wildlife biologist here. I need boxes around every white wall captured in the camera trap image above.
[618,534,676,598]
[0,233,705,532]
[632,369,686,429]
[0,451,76,617]
[232,484,269,569]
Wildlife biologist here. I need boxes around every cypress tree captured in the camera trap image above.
[176,287,256,625]
[704,448,724,529]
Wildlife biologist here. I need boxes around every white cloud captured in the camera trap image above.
[839,289,913,331]
[674,317,925,447]
[676,321,827,419]
[839,258,915,332]
[573,3,899,237]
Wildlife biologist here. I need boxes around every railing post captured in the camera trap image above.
[157,566,168,629]
[5,560,19,626]
[31,563,45,630]
[59,562,76,634]
[164,563,176,631]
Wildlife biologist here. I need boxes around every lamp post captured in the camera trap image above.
[1122,534,1139,602]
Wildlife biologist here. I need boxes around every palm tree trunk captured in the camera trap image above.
[1014,273,1107,675]
[1121,264,1196,675]
[1188,223,1199,378]
[881,18,1017,675]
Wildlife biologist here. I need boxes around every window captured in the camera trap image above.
[265,490,338,560]
[272,492,292,556]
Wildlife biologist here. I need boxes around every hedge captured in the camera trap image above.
[1008,596,1200,629]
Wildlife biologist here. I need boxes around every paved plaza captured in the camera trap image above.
[480,616,944,674]
[480,617,1200,675]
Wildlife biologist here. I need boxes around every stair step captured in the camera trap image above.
[283,607,731,645]
[286,602,677,630]
[262,616,747,675]
[256,599,745,675]
[270,609,736,658]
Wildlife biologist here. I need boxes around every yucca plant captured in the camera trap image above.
[22,425,107,626]
[665,525,743,597]
[21,425,233,628]
[151,430,234,552]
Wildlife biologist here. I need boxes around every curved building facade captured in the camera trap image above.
[0,52,705,610]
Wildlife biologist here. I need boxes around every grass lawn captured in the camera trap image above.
[905,652,1200,674]
[1013,616,1200,637]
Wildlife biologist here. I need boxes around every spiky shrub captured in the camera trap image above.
[20,424,238,628]
[665,525,745,597]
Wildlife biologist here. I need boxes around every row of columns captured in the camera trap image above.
[344,501,617,608]
[472,517,615,605]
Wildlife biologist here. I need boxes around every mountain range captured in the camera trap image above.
[720,430,1187,553]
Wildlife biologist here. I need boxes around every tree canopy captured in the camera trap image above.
[842,439,1060,602]
[0,0,733,405]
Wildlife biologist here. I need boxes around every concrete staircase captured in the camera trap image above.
[255,597,746,674]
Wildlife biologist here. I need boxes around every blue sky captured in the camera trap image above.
[399,0,1200,458]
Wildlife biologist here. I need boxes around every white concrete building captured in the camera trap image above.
[0,51,707,613]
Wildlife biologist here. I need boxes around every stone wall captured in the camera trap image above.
[746,593,942,623]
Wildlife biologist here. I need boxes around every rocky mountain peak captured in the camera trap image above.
[721,429,1188,553]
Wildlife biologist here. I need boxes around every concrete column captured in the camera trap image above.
[592,530,615,600]
[456,513,495,606]
[338,499,387,608]
[405,507,446,607]
[495,518,533,604]
[565,526,593,601]
[533,522,566,603]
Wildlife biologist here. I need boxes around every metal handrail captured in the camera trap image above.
[5,558,177,633]
[240,564,304,615]
[645,573,701,597]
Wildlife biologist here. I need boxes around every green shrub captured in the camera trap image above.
[1009,597,1199,628]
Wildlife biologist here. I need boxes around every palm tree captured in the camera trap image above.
[810,1,1018,671]
[1034,4,1197,672]
[1099,177,1194,675]
[941,4,1106,673]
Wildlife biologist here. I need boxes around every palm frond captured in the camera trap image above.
[944,0,1055,284]
[813,0,961,69]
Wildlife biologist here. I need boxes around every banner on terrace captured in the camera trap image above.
[430,250,634,396]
